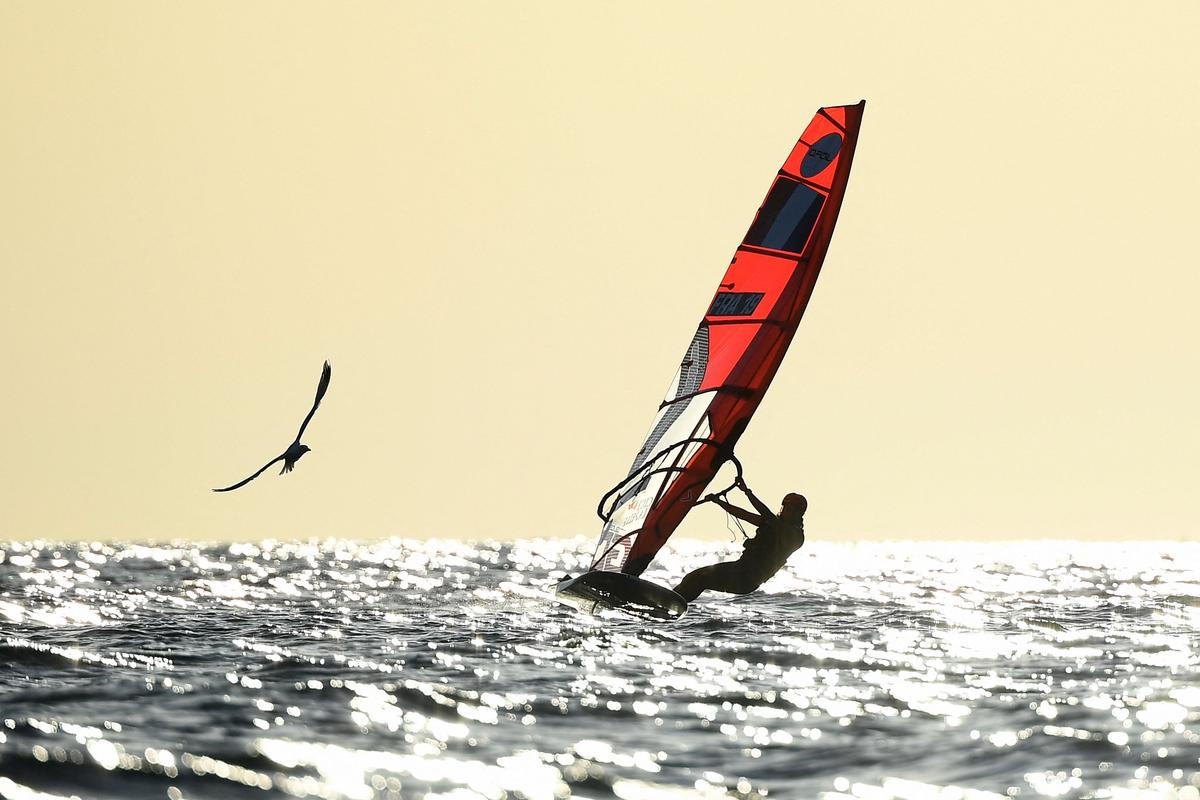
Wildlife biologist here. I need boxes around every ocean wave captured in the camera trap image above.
[2,539,1198,799]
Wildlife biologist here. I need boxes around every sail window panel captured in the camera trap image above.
[800,132,844,177]
[743,178,825,253]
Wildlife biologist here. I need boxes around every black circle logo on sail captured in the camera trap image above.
[799,133,843,178]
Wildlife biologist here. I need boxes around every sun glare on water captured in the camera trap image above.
[0,538,1198,799]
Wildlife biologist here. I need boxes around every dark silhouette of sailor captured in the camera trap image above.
[213,361,331,492]
[673,480,806,601]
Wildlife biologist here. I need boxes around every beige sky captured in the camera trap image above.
[2,2,1198,543]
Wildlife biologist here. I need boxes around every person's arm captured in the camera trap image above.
[737,478,775,519]
[706,494,768,527]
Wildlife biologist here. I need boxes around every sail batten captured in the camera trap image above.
[589,101,866,577]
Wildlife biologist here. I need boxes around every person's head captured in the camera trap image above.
[780,492,807,519]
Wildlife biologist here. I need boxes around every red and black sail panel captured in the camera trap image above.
[590,101,866,576]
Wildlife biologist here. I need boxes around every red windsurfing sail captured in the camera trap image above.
[590,101,865,576]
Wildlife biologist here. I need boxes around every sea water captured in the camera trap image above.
[0,538,1197,800]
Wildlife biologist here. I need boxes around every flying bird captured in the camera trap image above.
[213,361,332,493]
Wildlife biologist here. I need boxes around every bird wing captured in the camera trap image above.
[294,360,332,442]
[212,454,286,492]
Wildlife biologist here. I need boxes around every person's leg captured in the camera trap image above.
[673,560,765,602]
[673,564,722,602]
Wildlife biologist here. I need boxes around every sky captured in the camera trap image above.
[2,2,1198,543]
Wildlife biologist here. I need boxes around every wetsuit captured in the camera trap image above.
[673,493,806,602]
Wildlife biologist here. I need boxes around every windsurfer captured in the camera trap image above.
[672,480,807,602]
